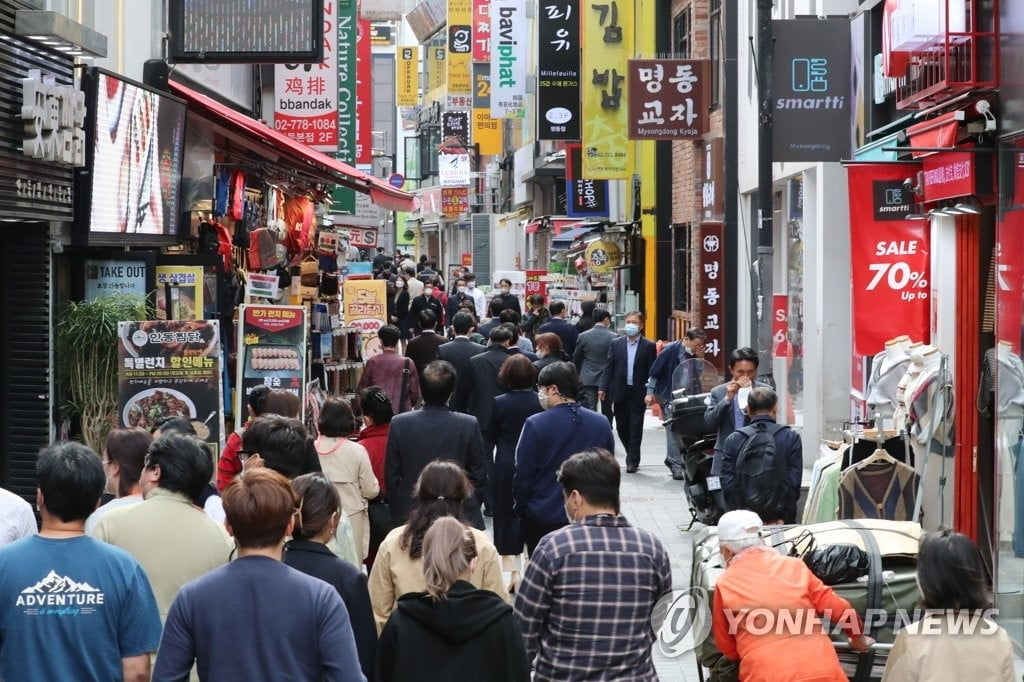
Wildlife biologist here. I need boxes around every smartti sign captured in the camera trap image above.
[771,18,853,162]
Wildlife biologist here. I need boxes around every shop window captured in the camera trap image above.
[710,0,721,109]
[420,126,441,179]
[673,6,692,58]
[673,223,693,311]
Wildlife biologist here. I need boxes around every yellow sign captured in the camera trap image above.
[447,0,472,94]
[342,279,388,356]
[396,45,419,106]
[155,265,205,320]
[472,64,502,155]
[585,240,622,274]
[428,45,446,92]
[581,0,634,179]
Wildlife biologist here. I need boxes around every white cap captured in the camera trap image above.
[717,510,764,542]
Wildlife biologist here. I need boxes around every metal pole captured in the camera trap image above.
[756,0,775,380]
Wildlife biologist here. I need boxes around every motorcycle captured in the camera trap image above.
[663,358,727,528]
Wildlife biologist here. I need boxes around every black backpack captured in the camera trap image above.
[734,422,789,518]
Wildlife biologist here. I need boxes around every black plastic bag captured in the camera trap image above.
[803,544,869,585]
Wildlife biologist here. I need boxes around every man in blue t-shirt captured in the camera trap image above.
[0,442,162,682]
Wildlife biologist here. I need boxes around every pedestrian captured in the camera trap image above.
[463,272,487,319]
[153,469,366,682]
[91,433,234,621]
[513,362,615,554]
[514,449,672,681]
[710,510,872,680]
[500,309,534,353]
[403,264,424,298]
[704,347,771,464]
[0,484,35,547]
[503,322,538,361]
[355,386,393,497]
[488,355,543,562]
[385,360,488,530]
[0,442,162,682]
[284,473,377,680]
[720,387,802,523]
[357,325,419,414]
[575,300,596,333]
[408,278,446,337]
[533,332,570,372]
[417,254,428,273]
[599,311,657,473]
[645,328,708,480]
[445,277,473,325]
[537,301,579,354]
[148,418,225,523]
[573,308,616,420]
[882,529,1015,682]
[85,427,152,533]
[315,398,380,562]
[491,277,522,316]
[375,517,530,682]
[405,309,446,376]
[216,385,270,491]
[477,297,506,340]
[388,274,411,340]
[372,246,388,270]
[522,294,551,342]
[438,312,486,402]
[369,461,508,633]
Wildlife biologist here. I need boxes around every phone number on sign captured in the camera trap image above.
[274,118,337,133]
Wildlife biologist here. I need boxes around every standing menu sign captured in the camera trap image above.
[235,305,308,430]
[118,320,223,452]
[343,279,387,355]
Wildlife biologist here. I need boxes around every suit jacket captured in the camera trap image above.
[453,345,511,431]
[384,406,487,529]
[407,294,445,336]
[537,317,580,354]
[446,293,474,323]
[599,335,657,404]
[573,324,617,386]
[438,337,486,392]
[405,331,446,375]
[703,380,772,454]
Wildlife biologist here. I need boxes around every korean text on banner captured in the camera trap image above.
[235,305,308,431]
[331,0,357,214]
[428,46,447,93]
[155,265,204,321]
[356,19,373,164]
[490,0,527,118]
[537,0,581,140]
[698,222,726,374]
[582,0,634,178]
[448,0,473,94]
[396,46,419,106]
[997,209,1024,353]
[567,145,609,216]
[473,0,491,60]
[274,2,338,152]
[627,59,709,139]
[343,279,387,355]
[473,64,502,155]
[525,269,548,299]
[846,163,930,356]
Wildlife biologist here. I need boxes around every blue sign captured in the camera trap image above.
[388,173,405,189]
[567,179,609,217]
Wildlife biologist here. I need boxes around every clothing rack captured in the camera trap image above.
[913,353,954,527]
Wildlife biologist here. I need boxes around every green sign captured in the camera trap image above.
[332,0,357,214]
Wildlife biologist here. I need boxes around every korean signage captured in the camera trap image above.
[370,24,394,45]
[525,269,548,299]
[356,18,373,164]
[627,59,708,139]
[343,279,387,354]
[537,0,581,140]
[847,163,931,356]
[439,154,472,186]
[235,305,307,430]
[582,0,634,178]
[273,2,338,152]
[448,0,473,94]
[21,69,87,167]
[85,259,148,300]
[155,265,204,321]
[698,222,726,373]
[702,138,725,220]
[772,18,853,162]
[922,149,978,203]
[585,239,621,274]
[332,0,358,214]
[442,111,471,148]
[472,64,502,155]
[490,0,527,118]
[396,46,419,106]
[567,144,609,216]
[473,0,491,60]
[428,46,447,93]
[441,187,470,216]
[118,320,223,452]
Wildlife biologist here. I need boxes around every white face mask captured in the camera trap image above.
[501,287,510,294]
[395,281,404,288]
[538,387,551,410]
[564,495,577,523]
[457,286,467,294]
[467,282,476,289]
[423,287,434,297]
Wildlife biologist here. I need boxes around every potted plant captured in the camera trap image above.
[56,294,149,451]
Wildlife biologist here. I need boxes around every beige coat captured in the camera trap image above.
[315,436,380,561]
[882,612,1015,682]
[368,524,509,633]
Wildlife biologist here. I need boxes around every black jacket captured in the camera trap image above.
[599,335,658,403]
[408,294,446,335]
[375,581,530,682]
[438,338,486,403]
[537,317,580,354]
[491,291,521,316]
[282,540,376,680]
[405,330,446,375]
[453,344,511,431]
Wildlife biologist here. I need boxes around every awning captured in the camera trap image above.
[524,216,585,235]
[906,110,965,159]
[169,81,418,213]
[551,224,600,243]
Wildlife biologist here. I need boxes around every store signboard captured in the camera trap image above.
[702,138,726,220]
[118,320,223,452]
[627,59,709,139]
[473,0,491,60]
[472,64,502,155]
[490,0,527,118]
[997,209,1024,354]
[441,187,470,216]
[346,225,379,248]
[155,265,204,320]
[85,258,148,300]
[356,19,373,164]
[332,0,357,213]
[235,305,307,430]
[846,162,931,356]
[448,0,473,94]
[537,0,580,140]
[698,222,726,373]
[342,279,387,354]
[246,273,280,299]
[585,240,621,274]
[921,149,978,203]
[582,0,634,178]
[396,46,419,106]
[439,153,472,186]
[21,69,87,167]
[442,111,471,148]
[525,269,548,299]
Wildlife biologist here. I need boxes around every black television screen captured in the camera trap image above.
[78,69,186,244]
[169,0,324,64]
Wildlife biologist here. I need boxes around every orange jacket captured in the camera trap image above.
[712,546,863,682]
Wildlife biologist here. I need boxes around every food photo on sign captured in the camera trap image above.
[235,304,308,430]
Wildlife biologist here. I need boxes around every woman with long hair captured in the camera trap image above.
[375,517,530,682]
[85,427,152,533]
[533,332,570,372]
[389,273,411,340]
[356,386,393,492]
[367,461,507,633]
[882,529,1015,681]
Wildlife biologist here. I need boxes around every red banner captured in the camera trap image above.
[472,0,490,61]
[847,163,930,356]
[997,209,1024,353]
[921,148,976,203]
[525,269,547,300]
[355,19,373,164]
[772,294,790,358]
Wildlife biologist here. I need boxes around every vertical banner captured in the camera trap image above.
[537,0,580,140]
[428,45,447,92]
[627,59,709,139]
[396,46,419,106]
[698,222,726,374]
[998,209,1024,353]
[155,265,204,321]
[582,0,634,178]
[472,63,502,154]
[355,18,373,164]
[772,18,853,162]
[118,320,223,453]
[566,144,609,216]
[846,163,930,356]
[525,269,548,300]
[490,0,527,118]
[448,0,473,94]
[332,0,357,214]
[235,305,308,431]
[473,0,491,60]
[342,279,387,355]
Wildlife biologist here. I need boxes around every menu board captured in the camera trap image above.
[235,304,307,430]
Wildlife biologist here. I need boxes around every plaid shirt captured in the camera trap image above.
[513,514,673,681]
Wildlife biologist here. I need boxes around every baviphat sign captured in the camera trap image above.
[21,69,87,167]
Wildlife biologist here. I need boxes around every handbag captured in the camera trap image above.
[368,497,395,548]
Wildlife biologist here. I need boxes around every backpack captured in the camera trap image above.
[734,422,789,518]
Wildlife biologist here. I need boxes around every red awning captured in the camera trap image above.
[906,110,965,159]
[524,217,585,235]
[168,81,418,213]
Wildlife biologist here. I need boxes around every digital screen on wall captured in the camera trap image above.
[78,69,186,245]
[169,0,324,64]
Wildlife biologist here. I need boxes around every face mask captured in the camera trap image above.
[624,323,640,337]
[538,388,551,410]
[457,286,467,294]
[501,287,510,294]
[564,495,578,523]
[536,350,547,359]
[467,282,476,289]
[423,287,434,297]
[395,281,404,288]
